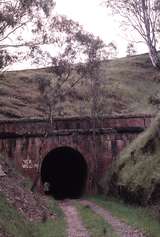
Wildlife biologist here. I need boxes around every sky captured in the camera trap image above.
[55,0,148,57]
[8,0,149,70]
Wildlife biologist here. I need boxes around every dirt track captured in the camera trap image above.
[59,200,90,237]
[60,199,147,237]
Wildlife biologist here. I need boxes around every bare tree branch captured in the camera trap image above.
[0,21,29,42]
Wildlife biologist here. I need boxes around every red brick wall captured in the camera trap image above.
[0,114,154,193]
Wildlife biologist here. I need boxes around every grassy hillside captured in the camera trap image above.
[0,154,66,237]
[0,193,66,237]
[101,114,160,207]
[0,53,160,119]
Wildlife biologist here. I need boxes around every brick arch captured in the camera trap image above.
[40,143,95,194]
[0,115,154,194]
[40,139,92,169]
[40,146,89,199]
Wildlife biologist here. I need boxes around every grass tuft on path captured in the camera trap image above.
[89,196,160,237]
[75,201,118,237]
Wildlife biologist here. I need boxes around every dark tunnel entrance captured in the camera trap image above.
[41,147,88,200]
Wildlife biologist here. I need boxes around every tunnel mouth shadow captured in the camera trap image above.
[41,146,88,200]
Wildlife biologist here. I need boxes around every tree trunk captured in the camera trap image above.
[148,45,160,69]
[141,0,160,69]
[48,105,53,124]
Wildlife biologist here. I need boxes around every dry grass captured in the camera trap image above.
[0,53,160,119]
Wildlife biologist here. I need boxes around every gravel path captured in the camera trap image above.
[59,200,90,237]
[80,200,146,237]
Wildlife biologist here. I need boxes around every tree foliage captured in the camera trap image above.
[0,0,108,123]
[126,43,137,56]
[0,1,85,70]
[0,0,56,70]
[0,0,55,38]
[104,0,160,68]
[106,42,118,59]
[75,31,107,191]
[0,1,108,71]
[37,31,108,122]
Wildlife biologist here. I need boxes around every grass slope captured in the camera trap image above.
[0,193,66,237]
[0,53,160,119]
[101,114,160,205]
[0,193,33,237]
[0,153,66,237]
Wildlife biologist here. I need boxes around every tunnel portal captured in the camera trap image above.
[41,146,88,200]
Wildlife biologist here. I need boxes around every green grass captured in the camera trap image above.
[101,114,160,204]
[0,193,66,237]
[88,195,160,237]
[33,197,66,237]
[0,193,34,237]
[75,201,118,237]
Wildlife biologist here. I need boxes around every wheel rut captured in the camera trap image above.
[59,200,90,237]
[80,200,147,237]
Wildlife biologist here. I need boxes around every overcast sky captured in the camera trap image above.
[9,0,149,70]
[55,0,148,57]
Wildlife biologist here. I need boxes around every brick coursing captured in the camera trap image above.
[0,114,154,194]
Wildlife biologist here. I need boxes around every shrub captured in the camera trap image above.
[101,114,160,206]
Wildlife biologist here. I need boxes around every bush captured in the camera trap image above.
[101,113,160,206]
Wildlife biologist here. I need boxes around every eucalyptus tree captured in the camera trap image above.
[75,31,108,191]
[0,0,56,70]
[104,0,160,68]
[126,43,137,56]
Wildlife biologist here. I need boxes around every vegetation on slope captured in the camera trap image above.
[0,154,66,237]
[101,114,160,206]
[0,193,66,237]
[89,196,160,237]
[0,53,160,119]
